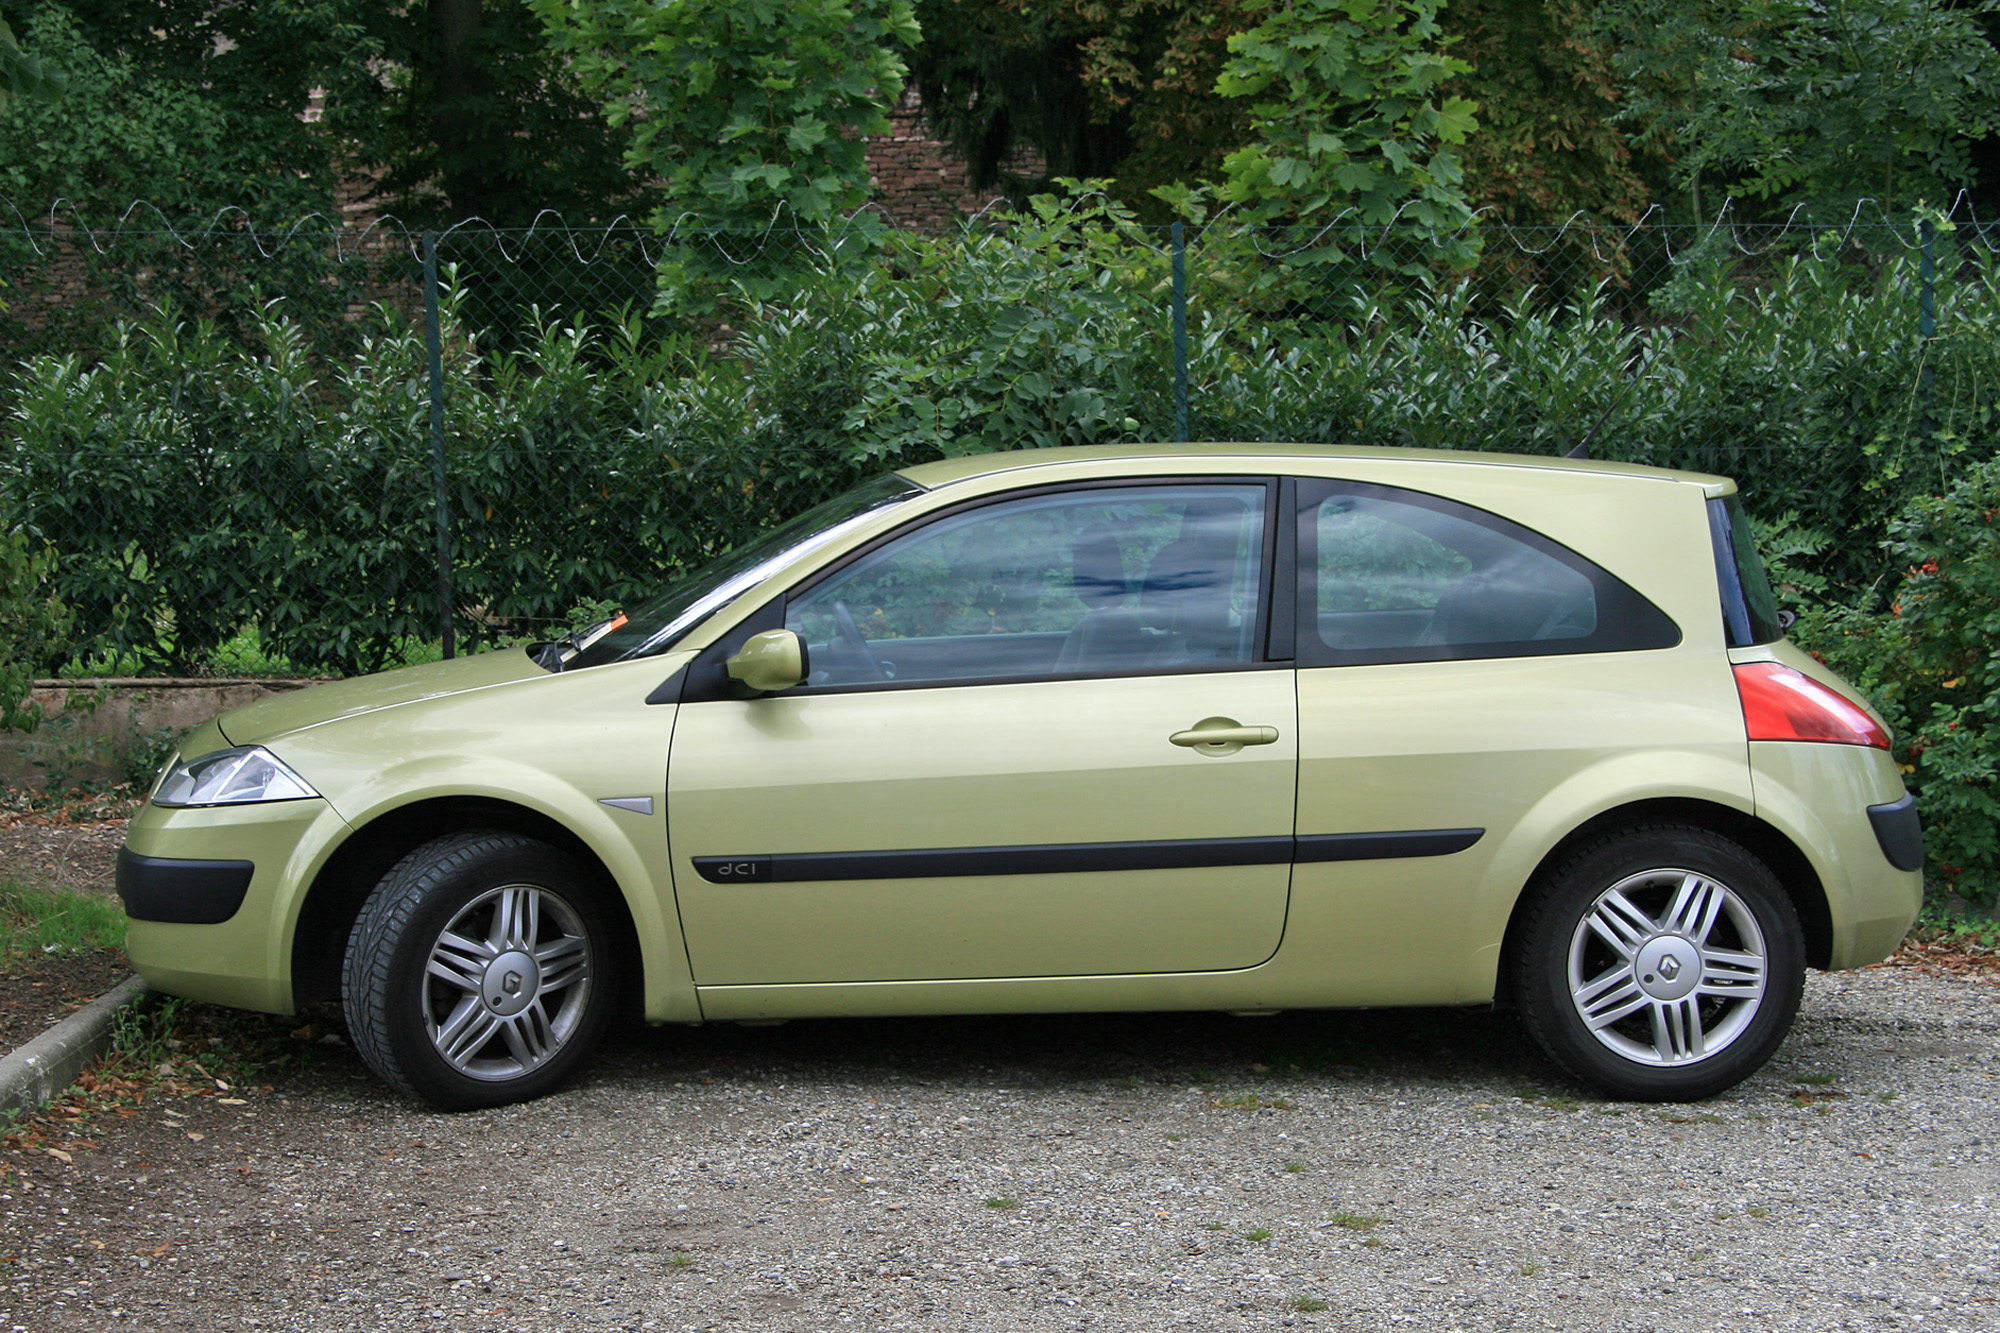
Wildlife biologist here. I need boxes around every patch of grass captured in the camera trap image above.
[1912,902,2000,950]
[108,994,189,1068]
[1291,1296,1328,1312]
[1519,1262,1542,1276]
[1797,1072,1837,1086]
[1163,1132,1187,1143]
[55,648,149,679]
[666,1253,695,1267]
[1283,1161,1307,1173]
[1516,1089,1581,1113]
[1211,1092,1294,1111]
[1329,1212,1383,1231]
[1200,1222,1228,1232]
[982,1196,1020,1210]
[1237,1226,1274,1242]
[0,881,126,963]
[1746,1205,1769,1219]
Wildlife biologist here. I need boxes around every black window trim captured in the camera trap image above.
[1708,494,1784,648]
[681,475,1286,703]
[1294,477,1682,669]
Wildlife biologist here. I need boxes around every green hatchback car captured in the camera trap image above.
[119,445,1923,1109]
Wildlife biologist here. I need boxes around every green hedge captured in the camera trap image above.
[4,213,1997,683]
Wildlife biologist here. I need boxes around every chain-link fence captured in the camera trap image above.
[3,202,1996,677]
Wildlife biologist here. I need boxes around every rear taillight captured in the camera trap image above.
[1733,662,1889,749]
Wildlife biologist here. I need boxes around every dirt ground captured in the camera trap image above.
[0,801,131,896]
[0,800,133,1057]
[0,950,128,1054]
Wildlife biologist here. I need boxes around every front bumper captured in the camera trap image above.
[119,796,346,1014]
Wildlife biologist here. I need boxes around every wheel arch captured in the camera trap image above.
[290,796,645,1015]
[1494,797,1833,1005]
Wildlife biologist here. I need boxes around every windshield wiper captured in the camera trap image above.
[529,615,624,673]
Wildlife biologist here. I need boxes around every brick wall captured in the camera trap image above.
[866,94,1014,229]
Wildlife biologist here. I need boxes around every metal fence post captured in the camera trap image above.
[1171,222,1189,443]
[423,232,456,660]
[1918,217,1938,456]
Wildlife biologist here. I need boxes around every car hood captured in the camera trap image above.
[217,648,550,745]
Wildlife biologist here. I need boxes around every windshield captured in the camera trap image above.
[564,473,924,670]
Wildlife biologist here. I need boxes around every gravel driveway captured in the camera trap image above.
[3,962,1996,1333]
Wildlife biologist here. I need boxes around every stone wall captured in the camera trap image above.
[1,679,323,792]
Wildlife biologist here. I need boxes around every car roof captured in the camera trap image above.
[896,443,1735,497]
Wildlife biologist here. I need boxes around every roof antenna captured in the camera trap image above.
[1567,375,1643,460]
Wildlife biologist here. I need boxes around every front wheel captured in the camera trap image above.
[344,832,616,1111]
[1512,825,1805,1101]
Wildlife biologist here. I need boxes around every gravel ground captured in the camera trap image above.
[3,961,1996,1333]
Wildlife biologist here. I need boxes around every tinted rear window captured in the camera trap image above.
[1709,495,1784,647]
[1298,480,1681,666]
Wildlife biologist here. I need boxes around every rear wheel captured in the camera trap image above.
[1512,825,1805,1101]
[344,832,614,1111]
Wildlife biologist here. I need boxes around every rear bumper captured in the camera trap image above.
[1748,742,1923,970]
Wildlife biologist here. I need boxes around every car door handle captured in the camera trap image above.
[1170,719,1281,750]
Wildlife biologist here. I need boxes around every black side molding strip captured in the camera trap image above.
[692,828,1483,884]
[1295,828,1485,862]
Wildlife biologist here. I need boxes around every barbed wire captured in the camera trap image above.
[7,194,1994,274]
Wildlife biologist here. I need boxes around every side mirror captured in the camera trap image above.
[725,629,808,694]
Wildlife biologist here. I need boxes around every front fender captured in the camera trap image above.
[264,653,696,1021]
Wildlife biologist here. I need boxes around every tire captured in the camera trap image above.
[1511,824,1805,1102]
[343,832,615,1111]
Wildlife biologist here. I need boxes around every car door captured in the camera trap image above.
[666,480,1298,985]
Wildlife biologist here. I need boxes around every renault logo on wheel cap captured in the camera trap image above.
[1657,955,1683,981]
[502,971,524,996]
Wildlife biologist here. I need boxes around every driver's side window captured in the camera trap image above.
[786,484,1268,688]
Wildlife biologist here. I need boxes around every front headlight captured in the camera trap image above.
[151,746,320,808]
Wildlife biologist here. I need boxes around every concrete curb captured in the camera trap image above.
[0,975,150,1119]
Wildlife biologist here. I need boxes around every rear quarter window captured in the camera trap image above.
[1298,479,1682,667]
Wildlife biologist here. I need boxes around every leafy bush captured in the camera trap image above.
[1795,456,2000,907]
[3,202,1997,696]
[0,526,69,731]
